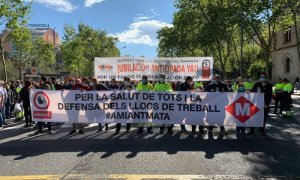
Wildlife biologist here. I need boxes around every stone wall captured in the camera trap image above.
[272,46,299,83]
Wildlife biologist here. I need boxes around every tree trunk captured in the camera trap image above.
[216,46,226,79]
[294,22,300,62]
[18,58,22,80]
[1,48,8,81]
[265,48,270,77]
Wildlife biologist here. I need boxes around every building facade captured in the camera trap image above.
[272,25,300,83]
[3,26,60,57]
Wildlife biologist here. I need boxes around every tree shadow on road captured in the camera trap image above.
[0,117,300,177]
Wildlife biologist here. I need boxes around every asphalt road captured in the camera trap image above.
[0,95,300,179]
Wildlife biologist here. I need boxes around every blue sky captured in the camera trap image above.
[25,0,175,57]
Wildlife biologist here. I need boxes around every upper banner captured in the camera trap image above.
[94,57,214,81]
[30,89,264,127]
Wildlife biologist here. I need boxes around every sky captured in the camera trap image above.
[24,0,175,57]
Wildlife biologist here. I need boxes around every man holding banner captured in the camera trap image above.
[104,78,119,133]
[68,78,91,135]
[115,77,134,134]
[34,76,53,135]
[177,76,195,133]
[154,74,174,134]
[136,75,154,134]
[249,73,272,136]
[205,74,228,134]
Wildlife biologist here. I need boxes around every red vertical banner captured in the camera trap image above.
[202,60,211,80]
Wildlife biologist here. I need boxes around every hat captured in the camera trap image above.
[259,73,267,82]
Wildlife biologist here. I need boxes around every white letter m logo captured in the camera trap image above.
[235,103,250,116]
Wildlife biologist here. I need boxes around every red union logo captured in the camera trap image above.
[225,96,260,123]
[33,111,52,119]
[98,64,113,71]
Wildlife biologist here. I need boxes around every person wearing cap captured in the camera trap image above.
[281,79,293,117]
[154,74,174,134]
[205,74,228,134]
[248,73,272,136]
[115,77,135,134]
[244,76,254,92]
[136,75,154,134]
[273,78,284,114]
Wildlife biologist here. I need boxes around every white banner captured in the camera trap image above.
[30,90,264,127]
[94,57,213,81]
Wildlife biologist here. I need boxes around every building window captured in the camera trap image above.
[285,58,291,73]
[284,27,292,43]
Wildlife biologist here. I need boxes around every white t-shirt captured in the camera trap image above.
[0,87,4,96]
[0,87,4,106]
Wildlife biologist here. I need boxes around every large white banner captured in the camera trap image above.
[30,90,264,127]
[94,57,213,81]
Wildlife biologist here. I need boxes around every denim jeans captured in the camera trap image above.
[1,105,6,121]
[37,122,51,132]
[5,101,11,118]
[0,107,4,127]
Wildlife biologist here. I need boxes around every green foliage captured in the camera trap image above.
[248,61,267,79]
[9,27,33,79]
[0,0,31,81]
[157,0,289,79]
[278,0,300,61]
[61,23,120,77]
[8,28,56,78]
[158,0,242,78]
[32,37,56,71]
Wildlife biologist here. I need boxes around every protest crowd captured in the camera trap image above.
[0,73,295,137]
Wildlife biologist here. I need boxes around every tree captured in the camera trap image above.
[0,0,31,81]
[10,27,33,79]
[61,23,120,76]
[278,0,300,62]
[158,0,241,78]
[31,37,56,73]
[241,0,282,77]
[157,0,281,79]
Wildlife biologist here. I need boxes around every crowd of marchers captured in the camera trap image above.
[0,73,295,137]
